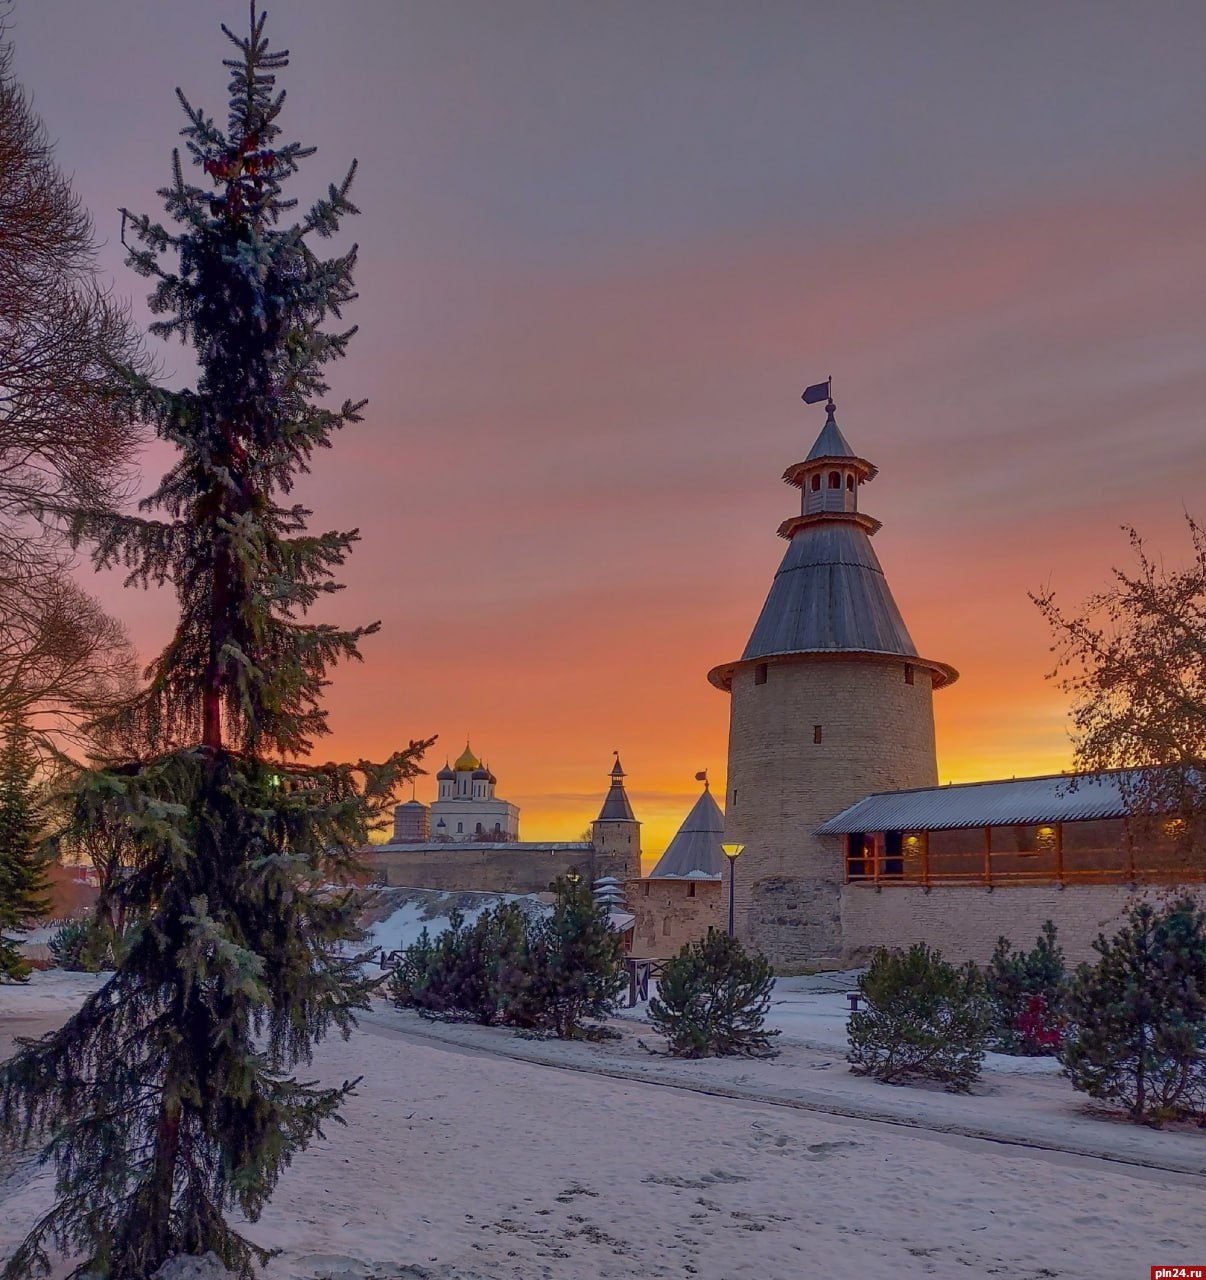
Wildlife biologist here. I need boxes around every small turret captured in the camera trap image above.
[591,753,641,879]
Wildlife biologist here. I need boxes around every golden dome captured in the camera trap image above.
[453,742,480,772]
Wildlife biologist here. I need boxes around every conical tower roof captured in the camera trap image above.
[648,783,725,879]
[597,753,636,821]
[804,410,859,463]
[709,402,956,691]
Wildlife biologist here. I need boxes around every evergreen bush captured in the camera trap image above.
[510,877,625,1039]
[386,925,439,1011]
[1060,895,1206,1125]
[847,944,991,1092]
[648,929,780,1058]
[48,917,114,973]
[984,920,1066,1055]
[389,904,532,1025]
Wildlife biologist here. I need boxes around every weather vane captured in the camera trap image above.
[801,375,834,412]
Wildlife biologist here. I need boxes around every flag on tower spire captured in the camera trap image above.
[801,377,832,406]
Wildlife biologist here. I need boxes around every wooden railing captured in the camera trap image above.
[845,826,1204,888]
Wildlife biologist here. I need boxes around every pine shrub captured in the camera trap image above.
[48,917,114,973]
[984,920,1066,1055]
[389,904,531,1025]
[511,877,625,1040]
[847,944,991,1092]
[1060,896,1206,1125]
[649,929,780,1058]
[387,925,440,1012]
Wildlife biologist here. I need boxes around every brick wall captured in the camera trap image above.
[721,655,941,966]
[840,881,1206,964]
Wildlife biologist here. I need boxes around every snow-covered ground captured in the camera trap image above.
[2,970,1204,1279]
[762,985,1063,1076]
[358,887,549,959]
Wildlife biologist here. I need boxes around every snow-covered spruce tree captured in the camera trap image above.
[0,714,52,982]
[1060,896,1206,1125]
[649,930,780,1059]
[0,10,428,1279]
[512,876,625,1039]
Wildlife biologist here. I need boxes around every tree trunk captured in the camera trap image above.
[137,1091,182,1276]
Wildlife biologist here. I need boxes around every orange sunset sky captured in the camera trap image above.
[12,2,1206,860]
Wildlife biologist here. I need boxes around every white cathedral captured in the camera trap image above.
[393,742,521,843]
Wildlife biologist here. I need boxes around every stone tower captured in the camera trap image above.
[591,754,642,880]
[707,398,957,965]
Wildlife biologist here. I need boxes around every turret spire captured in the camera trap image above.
[598,752,635,821]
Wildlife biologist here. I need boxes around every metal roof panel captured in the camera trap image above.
[816,773,1137,834]
[742,523,919,661]
[649,787,728,878]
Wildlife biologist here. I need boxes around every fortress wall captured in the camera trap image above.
[368,844,630,896]
[840,882,1206,965]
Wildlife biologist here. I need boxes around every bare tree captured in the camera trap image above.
[1033,516,1206,864]
[0,564,135,741]
[0,23,143,739]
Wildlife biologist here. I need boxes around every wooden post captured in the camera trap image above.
[983,827,992,885]
[920,831,931,886]
[1054,823,1064,885]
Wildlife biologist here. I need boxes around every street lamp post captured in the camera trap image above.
[720,843,744,938]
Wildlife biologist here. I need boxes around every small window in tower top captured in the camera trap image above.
[846,474,855,491]
[810,473,821,492]
[828,471,841,489]
[754,663,768,685]
[904,663,915,685]
[732,789,738,807]
[813,724,823,744]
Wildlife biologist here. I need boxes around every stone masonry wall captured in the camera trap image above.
[591,818,644,881]
[841,882,1206,965]
[629,879,724,959]
[722,655,940,966]
[370,845,609,896]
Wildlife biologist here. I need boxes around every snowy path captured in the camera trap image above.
[363,1005,1206,1179]
[251,1015,1206,1278]
[4,976,1205,1279]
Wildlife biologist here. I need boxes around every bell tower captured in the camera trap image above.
[708,395,957,965]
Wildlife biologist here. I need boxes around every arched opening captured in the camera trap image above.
[846,474,855,491]
[810,473,821,492]
[828,471,841,489]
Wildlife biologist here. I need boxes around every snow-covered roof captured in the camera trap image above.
[648,786,727,879]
